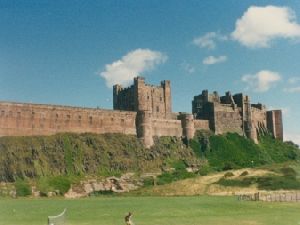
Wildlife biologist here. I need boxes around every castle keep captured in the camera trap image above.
[0,77,282,147]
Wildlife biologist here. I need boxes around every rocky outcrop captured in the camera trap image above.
[64,173,141,198]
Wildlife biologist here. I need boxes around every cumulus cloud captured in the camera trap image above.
[241,70,281,92]
[284,133,300,146]
[231,5,300,48]
[283,86,300,93]
[202,55,227,65]
[193,32,227,49]
[100,49,167,88]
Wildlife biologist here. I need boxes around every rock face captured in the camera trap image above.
[64,173,141,199]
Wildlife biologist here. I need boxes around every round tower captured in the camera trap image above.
[136,110,153,148]
[180,113,195,140]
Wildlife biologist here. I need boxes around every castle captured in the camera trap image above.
[0,77,283,147]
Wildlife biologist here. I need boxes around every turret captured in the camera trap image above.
[136,110,153,148]
[179,113,195,140]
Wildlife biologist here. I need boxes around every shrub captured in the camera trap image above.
[224,172,234,178]
[48,176,71,195]
[216,177,255,187]
[143,177,155,187]
[198,164,211,176]
[240,171,249,176]
[157,169,196,185]
[89,190,114,196]
[257,176,300,190]
[280,167,297,177]
[15,180,31,197]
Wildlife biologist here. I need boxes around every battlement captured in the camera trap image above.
[113,76,172,119]
[0,78,283,148]
[192,90,283,143]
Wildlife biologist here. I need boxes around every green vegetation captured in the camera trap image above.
[0,134,201,182]
[36,176,71,195]
[224,172,234,178]
[1,131,299,195]
[15,179,31,197]
[240,171,249,176]
[216,166,300,190]
[1,196,300,225]
[190,132,300,171]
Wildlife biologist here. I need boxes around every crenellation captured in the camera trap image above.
[192,90,283,143]
[0,77,283,148]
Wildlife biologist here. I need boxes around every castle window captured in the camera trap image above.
[121,119,125,123]
[78,115,81,120]
[31,112,35,118]
[156,106,159,112]
[147,95,150,100]
[67,114,71,120]
[17,112,21,118]
[111,117,114,121]
[1,111,5,116]
[89,116,93,124]
[56,114,59,118]
[160,96,163,101]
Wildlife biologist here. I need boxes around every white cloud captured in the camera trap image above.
[193,32,227,49]
[100,49,167,88]
[241,70,281,92]
[283,86,300,93]
[284,133,300,146]
[288,77,300,84]
[181,62,195,74]
[231,5,300,48]
[202,55,227,65]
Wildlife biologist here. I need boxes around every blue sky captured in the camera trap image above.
[0,0,300,144]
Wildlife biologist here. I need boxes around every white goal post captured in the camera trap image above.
[48,208,67,225]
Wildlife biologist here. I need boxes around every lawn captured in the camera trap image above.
[0,196,300,225]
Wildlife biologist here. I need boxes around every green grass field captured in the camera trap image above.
[1,196,300,225]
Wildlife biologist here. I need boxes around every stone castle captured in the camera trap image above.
[0,77,283,147]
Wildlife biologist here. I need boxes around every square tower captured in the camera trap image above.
[113,76,172,119]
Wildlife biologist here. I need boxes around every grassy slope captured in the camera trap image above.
[0,133,201,182]
[1,196,300,225]
[190,132,300,171]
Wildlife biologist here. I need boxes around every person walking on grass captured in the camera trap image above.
[125,212,134,225]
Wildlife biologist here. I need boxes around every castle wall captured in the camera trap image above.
[194,119,210,130]
[213,104,243,135]
[267,110,283,141]
[0,102,137,137]
[251,108,267,142]
[151,119,182,137]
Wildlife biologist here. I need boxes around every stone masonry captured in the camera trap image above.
[192,90,283,143]
[0,77,282,147]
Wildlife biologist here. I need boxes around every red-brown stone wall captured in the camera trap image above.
[0,102,137,137]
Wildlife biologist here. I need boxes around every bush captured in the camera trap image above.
[224,172,234,178]
[280,167,297,177]
[216,177,255,187]
[48,176,71,194]
[89,190,114,196]
[15,180,31,197]
[240,171,249,176]
[143,177,155,187]
[257,176,300,190]
[157,169,196,185]
[198,165,211,176]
